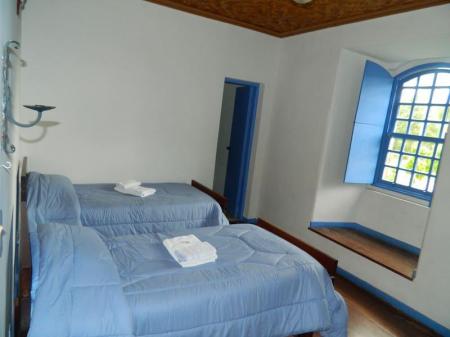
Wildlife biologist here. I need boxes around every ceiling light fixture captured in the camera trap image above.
[293,0,313,4]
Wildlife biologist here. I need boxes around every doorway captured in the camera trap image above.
[213,78,260,219]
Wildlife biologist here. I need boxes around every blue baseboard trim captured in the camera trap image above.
[310,221,421,256]
[242,217,258,224]
[337,267,450,336]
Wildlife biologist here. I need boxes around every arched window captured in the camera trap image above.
[375,65,450,200]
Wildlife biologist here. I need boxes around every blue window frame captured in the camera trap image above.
[374,65,450,201]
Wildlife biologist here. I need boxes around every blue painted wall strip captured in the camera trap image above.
[310,221,421,256]
[337,267,450,336]
[225,77,260,87]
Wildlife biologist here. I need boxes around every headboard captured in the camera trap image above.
[14,157,31,337]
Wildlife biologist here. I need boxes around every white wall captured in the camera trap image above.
[258,4,450,328]
[20,0,281,217]
[311,49,366,222]
[352,189,429,247]
[0,1,21,336]
[20,0,450,330]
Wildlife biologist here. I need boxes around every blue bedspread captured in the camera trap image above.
[26,173,228,237]
[28,223,133,337]
[27,173,228,300]
[26,172,82,300]
[29,223,347,337]
[74,183,228,236]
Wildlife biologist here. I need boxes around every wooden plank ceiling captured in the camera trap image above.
[144,0,449,37]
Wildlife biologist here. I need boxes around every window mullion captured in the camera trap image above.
[390,132,445,144]
[425,140,440,192]
[376,67,450,199]
[423,72,438,135]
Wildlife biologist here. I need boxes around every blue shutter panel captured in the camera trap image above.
[344,61,394,183]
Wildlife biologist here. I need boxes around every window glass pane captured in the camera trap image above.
[396,170,411,186]
[385,152,400,167]
[403,140,419,154]
[428,177,436,193]
[388,138,403,152]
[424,123,442,138]
[431,88,450,104]
[377,69,450,198]
[432,160,439,176]
[382,167,397,183]
[399,155,415,170]
[415,157,432,174]
[408,122,424,136]
[435,144,443,159]
[397,105,411,119]
[403,77,418,87]
[436,73,450,86]
[411,173,428,190]
[428,106,445,121]
[400,88,415,103]
[415,89,431,104]
[411,105,427,120]
[418,141,435,157]
[419,73,435,87]
[394,121,408,134]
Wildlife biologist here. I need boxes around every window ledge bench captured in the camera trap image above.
[309,222,419,280]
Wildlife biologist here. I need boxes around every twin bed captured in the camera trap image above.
[14,159,347,337]
[27,172,229,234]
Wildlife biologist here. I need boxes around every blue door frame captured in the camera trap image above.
[223,77,260,218]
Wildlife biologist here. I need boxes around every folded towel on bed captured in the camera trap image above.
[116,180,142,190]
[163,235,217,268]
[114,185,156,198]
[163,234,201,249]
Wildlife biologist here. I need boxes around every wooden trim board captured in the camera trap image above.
[257,218,338,279]
[191,180,227,210]
[310,227,418,280]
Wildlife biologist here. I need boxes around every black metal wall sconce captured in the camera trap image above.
[2,40,56,153]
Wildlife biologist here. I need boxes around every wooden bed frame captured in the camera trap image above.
[15,158,31,337]
[191,179,227,210]
[257,219,338,281]
[14,158,336,337]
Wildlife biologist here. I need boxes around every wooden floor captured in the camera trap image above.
[309,227,418,280]
[303,277,440,337]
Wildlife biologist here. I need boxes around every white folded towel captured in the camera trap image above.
[116,180,142,190]
[163,235,217,268]
[163,234,201,250]
[114,185,156,198]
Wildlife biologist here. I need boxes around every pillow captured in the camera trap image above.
[26,172,82,301]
